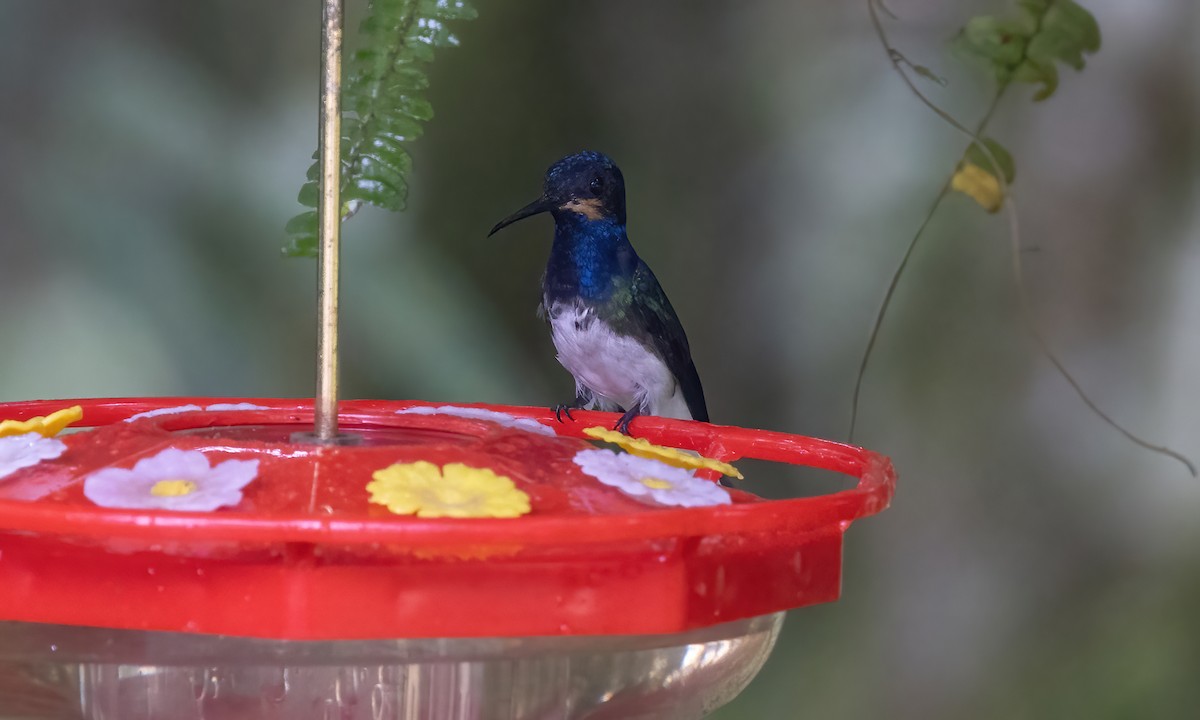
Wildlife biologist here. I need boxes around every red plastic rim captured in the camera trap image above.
[0,398,895,640]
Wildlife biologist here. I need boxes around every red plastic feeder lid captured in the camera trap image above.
[0,398,894,640]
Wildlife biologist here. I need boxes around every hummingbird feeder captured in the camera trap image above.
[0,2,894,718]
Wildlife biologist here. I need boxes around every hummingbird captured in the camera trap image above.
[489,151,708,433]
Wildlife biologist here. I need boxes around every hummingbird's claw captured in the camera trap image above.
[614,407,640,435]
[553,404,576,423]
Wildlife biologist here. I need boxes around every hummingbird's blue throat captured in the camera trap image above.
[547,216,631,302]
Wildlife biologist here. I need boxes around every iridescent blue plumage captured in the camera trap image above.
[543,211,630,302]
[490,151,708,431]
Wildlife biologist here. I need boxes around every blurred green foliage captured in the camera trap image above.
[956,0,1101,101]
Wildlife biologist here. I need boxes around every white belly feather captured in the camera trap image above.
[547,302,692,420]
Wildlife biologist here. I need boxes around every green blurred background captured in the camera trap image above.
[1,1,1198,717]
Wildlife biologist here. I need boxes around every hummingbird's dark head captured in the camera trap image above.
[488,151,626,236]
[543,151,626,223]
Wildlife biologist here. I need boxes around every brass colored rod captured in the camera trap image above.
[315,0,344,440]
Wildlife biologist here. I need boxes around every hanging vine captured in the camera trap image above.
[852,0,1195,476]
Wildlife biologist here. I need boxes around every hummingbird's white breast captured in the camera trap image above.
[545,302,692,420]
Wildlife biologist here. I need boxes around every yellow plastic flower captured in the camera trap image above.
[0,405,83,439]
[951,162,1003,213]
[582,427,744,480]
[367,461,531,519]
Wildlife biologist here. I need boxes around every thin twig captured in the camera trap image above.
[854,0,1195,476]
[1005,206,1197,476]
[850,0,1004,441]
[848,180,949,442]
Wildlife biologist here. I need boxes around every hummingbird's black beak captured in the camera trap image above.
[488,197,553,236]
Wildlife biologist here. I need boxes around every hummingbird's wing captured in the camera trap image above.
[628,260,709,423]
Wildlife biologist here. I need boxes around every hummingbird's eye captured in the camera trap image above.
[589,176,604,195]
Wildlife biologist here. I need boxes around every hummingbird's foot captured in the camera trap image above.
[555,395,591,423]
[613,407,641,435]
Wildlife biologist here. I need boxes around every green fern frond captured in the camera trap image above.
[284,0,478,257]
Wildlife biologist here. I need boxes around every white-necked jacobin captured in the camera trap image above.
[489,151,708,432]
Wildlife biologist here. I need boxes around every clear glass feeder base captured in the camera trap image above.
[0,613,782,720]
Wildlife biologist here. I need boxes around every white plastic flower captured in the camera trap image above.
[83,448,259,512]
[205,402,268,412]
[396,405,556,437]
[0,433,67,480]
[124,405,203,422]
[124,403,268,422]
[573,449,731,508]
